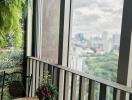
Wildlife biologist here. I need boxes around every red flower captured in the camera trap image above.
[41,85,51,97]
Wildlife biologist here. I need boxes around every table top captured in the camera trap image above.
[14,97,39,100]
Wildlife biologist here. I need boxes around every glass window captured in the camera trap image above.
[69,0,124,82]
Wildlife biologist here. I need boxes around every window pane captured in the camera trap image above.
[41,0,60,64]
[69,0,124,82]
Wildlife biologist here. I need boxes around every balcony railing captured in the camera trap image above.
[27,56,132,100]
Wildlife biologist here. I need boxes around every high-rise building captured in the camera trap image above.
[112,34,120,50]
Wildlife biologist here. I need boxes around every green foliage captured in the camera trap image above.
[46,80,58,98]
[0,0,25,48]
[36,72,58,100]
[0,49,23,69]
[85,52,118,82]
[0,88,11,100]
[84,52,118,100]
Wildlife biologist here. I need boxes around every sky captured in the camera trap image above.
[72,0,124,36]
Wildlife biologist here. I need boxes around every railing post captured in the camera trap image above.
[113,88,117,100]
[71,74,78,100]
[113,88,121,100]
[64,71,71,100]
[52,67,60,100]
[32,59,36,97]
[99,83,106,100]
[79,77,86,100]
[58,69,65,100]
[35,61,40,91]
[88,79,95,100]
[39,62,44,84]
[26,58,30,96]
[116,90,121,100]
[29,58,33,97]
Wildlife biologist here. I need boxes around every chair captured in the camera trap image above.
[1,71,32,100]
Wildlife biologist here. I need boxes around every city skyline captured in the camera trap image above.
[72,32,121,40]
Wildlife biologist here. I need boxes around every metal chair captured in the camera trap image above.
[1,71,32,100]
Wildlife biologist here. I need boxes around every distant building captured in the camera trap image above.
[102,32,110,52]
[89,32,114,53]
[72,33,88,47]
[91,36,103,48]
[71,32,120,55]
[74,33,85,42]
[102,32,109,42]
[112,34,120,50]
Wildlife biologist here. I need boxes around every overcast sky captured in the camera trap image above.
[72,0,124,36]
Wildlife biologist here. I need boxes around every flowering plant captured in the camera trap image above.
[36,72,57,100]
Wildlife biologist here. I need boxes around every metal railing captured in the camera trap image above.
[27,56,132,100]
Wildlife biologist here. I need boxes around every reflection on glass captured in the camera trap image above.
[69,0,123,82]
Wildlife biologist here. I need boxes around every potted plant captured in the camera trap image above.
[36,72,57,100]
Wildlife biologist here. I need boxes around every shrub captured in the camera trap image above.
[0,49,23,69]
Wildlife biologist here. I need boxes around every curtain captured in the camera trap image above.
[33,0,43,58]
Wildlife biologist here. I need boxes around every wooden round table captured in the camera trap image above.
[14,97,39,100]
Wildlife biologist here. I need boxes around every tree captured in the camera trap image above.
[0,0,25,48]
[85,52,118,81]
[85,52,118,100]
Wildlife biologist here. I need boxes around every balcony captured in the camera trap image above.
[25,56,132,100]
[1,0,132,100]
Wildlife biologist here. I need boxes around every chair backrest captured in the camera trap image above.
[10,72,33,97]
[1,71,32,99]
[8,80,25,98]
